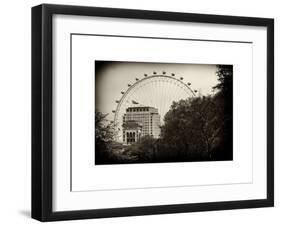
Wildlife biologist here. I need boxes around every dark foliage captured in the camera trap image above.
[95,111,118,164]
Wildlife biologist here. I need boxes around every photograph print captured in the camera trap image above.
[95,61,233,165]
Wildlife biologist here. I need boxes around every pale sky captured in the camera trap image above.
[95,61,219,122]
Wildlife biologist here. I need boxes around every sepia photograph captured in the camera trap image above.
[95,61,233,165]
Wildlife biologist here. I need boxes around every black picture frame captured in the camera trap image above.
[32,4,274,221]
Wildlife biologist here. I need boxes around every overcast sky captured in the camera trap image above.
[95,61,219,122]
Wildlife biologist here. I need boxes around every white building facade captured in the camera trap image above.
[122,106,161,144]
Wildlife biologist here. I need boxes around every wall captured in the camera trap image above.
[0,0,279,225]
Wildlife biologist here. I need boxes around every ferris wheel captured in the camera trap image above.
[112,71,197,141]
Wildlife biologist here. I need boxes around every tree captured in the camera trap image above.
[95,111,116,164]
[160,96,224,160]
[212,65,233,160]
[213,65,233,95]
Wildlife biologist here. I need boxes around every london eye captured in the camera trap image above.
[112,71,198,141]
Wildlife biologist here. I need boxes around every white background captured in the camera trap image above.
[0,0,279,225]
